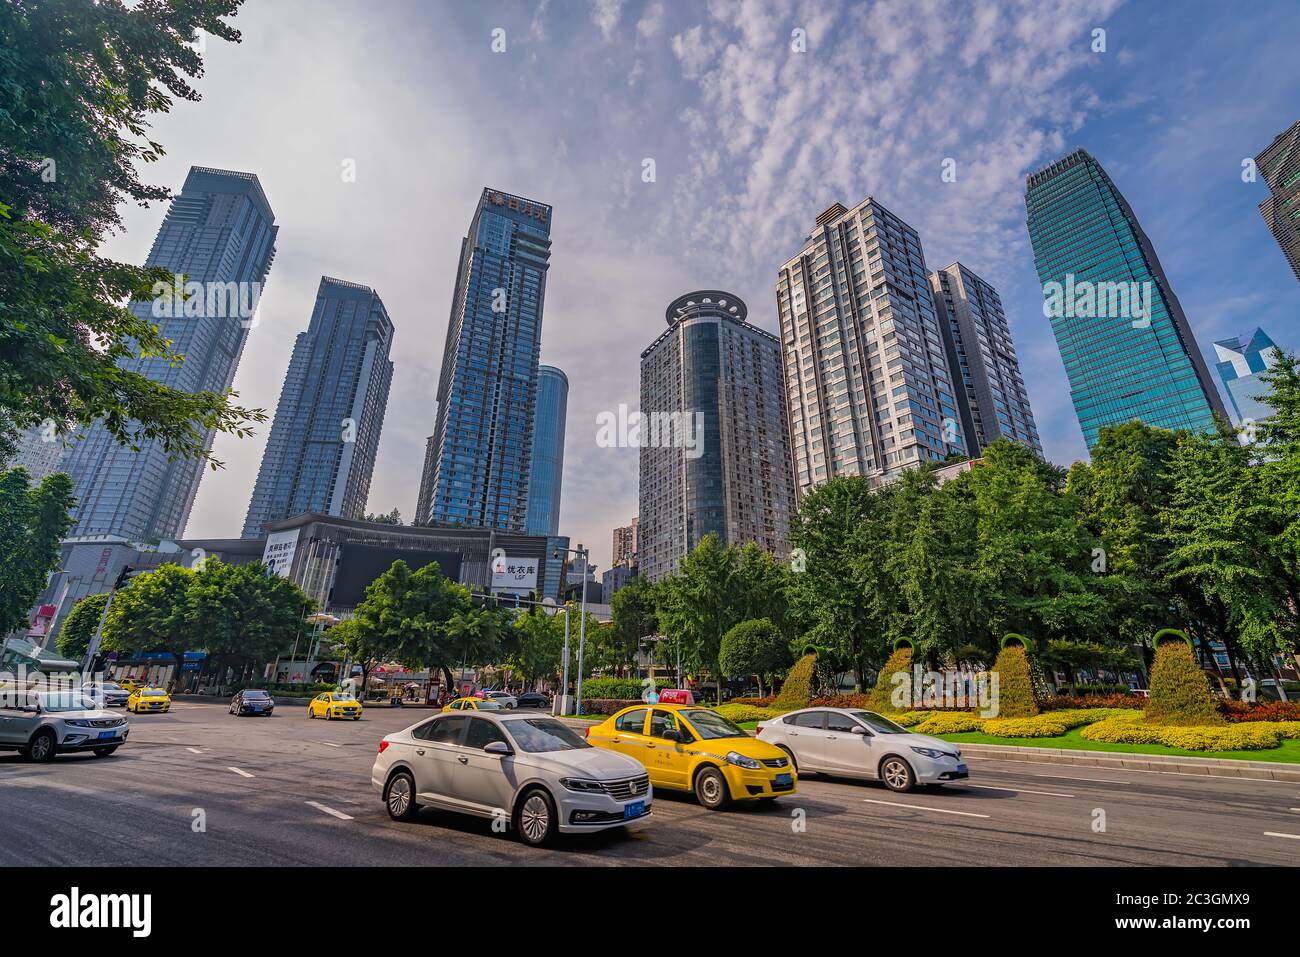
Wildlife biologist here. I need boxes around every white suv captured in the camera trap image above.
[373,711,651,846]
[0,690,129,761]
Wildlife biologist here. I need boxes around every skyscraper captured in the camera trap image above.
[62,166,278,540]
[929,263,1042,456]
[638,291,795,583]
[777,199,964,500]
[611,517,638,567]
[1214,328,1282,425]
[1255,120,1300,283]
[1025,148,1226,449]
[415,188,552,531]
[523,364,568,536]
[6,423,66,482]
[242,277,395,538]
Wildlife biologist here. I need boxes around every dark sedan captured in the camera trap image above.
[516,692,550,709]
[229,689,275,716]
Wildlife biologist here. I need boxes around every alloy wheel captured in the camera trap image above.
[519,793,551,844]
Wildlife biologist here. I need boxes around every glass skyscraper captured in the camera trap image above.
[1025,148,1226,449]
[62,166,278,540]
[1255,120,1300,283]
[929,262,1042,457]
[639,291,795,583]
[242,277,394,538]
[524,364,567,536]
[415,188,551,531]
[1214,328,1281,425]
[777,199,964,498]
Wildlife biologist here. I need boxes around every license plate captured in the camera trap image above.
[97,730,118,739]
[775,773,793,787]
[956,764,968,774]
[623,801,645,819]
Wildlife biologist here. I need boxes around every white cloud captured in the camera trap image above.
[590,0,623,42]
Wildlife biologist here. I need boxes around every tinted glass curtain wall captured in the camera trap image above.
[524,364,568,537]
[61,167,278,540]
[1024,149,1226,449]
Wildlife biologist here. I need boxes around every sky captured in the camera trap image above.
[99,0,1300,574]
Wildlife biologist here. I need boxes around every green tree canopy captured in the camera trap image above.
[0,467,74,635]
[55,591,108,663]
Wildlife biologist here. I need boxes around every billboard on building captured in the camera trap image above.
[261,529,299,578]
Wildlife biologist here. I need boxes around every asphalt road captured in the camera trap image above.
[3,700,1298,866]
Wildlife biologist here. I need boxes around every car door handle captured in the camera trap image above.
[827,735,838,740]
[457,755,468,764]
[611,736,620,743]
[646,744,657,749]
[416,749,425,756]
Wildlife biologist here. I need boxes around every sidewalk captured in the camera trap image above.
[957,742,1300,782]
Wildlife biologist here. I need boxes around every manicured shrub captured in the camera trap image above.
[580,677,672,700]
[868,647,913,713]
[1040,693,1146,711]
[730,696,776,708]
[1145,641,1222,727]
[1081,717,1284,751]
[810,693,874,709]
[1220,699,1300,723]
[911,712,983,734]
[893,711,934,727]
[990,645,1038,717]
[580,698,642,715]
[711,703,785,724]
[982,716,1070,738]
[774,652,817,711]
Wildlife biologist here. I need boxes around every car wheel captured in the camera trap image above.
[385,771,419,821]
[693,766,731,810]
[777,745,799,775]
[514,788,558,847]
[92,746,118,758]
[880,756,916,792]
[353,715,360,721]
[26,729,57,763]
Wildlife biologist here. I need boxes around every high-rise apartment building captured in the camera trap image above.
[415,188,552,531]
[611,517,638,567]
[638,291,795,583]
[6,423,66,482]
[929,263,1042,456]
[1255,120,1300,282]
[777,200,964,499]
[241,277,394,538]
[1025,148,1226,449]
[523,364,568,536]
[62,166,278,540]
[1214,328,1282,425]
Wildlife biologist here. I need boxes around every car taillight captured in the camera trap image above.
[377,740,389,753]
[584,726,590,738]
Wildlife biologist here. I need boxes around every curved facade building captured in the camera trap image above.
[524,364,568,536]
[638,291,795,582]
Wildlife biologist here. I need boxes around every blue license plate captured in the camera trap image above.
[775,773,793,787]
[623,801,645,819]
[97,730,117,739]
[956,763,968,774]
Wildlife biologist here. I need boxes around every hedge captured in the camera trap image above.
[1041,693,1146,711]
[580,677,672,700]
[991,645,1038,717]
[578,698,642,715]
[1146,641,1222,726]
[710,703,786,724]
[869,647,913,712]
[774,652,816,710]
[911,712,984,735]
[1220,700,1300,723]
[1082,717,1300,751]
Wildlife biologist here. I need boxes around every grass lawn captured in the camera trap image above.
[937,726,1300,764]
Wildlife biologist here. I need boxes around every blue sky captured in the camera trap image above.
[101,0,1300,571]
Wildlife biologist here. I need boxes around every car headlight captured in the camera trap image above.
[65,719,95,728]
[559,778,606,792]
[911,747,949,759]
[726,751,761,770]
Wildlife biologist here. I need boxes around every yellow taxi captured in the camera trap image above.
[308,692,363,720]
[440,696,505,713]
[117,677,147,694]
[586,703,795,810]
[127,687,171,714]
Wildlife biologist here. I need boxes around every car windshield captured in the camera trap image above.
[142,690,166,697]
[330,694,355,702]
[39,693,96,712]
[506,718,590,752]
[849,710,909,734]
[243,691,270,699]
[680,709,746,740]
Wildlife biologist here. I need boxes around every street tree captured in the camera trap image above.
[0,467,75,636]
[719,618,791,697]
[100,563,197,691]
[55,592,108,663]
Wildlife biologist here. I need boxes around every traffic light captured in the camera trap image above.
[113,565,135,589]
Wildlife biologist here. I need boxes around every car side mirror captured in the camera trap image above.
[484,741,513,756]
[662,728,680,742]
[850,726,869,736]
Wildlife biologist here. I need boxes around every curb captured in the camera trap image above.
[957,742,1300,782]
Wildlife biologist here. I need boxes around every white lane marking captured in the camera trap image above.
[320,742,342,748]
[186,747,204,755]
[306,800,354,820]
[973,768,1130,785]
[862,798,990,818]
[1264,831,1300,840]
[227,766,254,778]
[960,783,1074,798]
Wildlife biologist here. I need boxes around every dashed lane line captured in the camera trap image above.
[1264,831,1300,840]
[306,801,354,820]
[862,798,990,818]
[227,767,254,778]
[959,783,1074,798]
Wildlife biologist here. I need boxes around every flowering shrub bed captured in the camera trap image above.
[1040,693,1146,711]
[1219,700,1300,723]
[1081,717,1300,751]
[711,703,786,723]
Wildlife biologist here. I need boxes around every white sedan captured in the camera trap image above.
[373,711,652,846]
[483,691,517,709]
[756,707,969,792]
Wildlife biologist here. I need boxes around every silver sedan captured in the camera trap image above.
[372,711,652,846]
[756,707,969,792]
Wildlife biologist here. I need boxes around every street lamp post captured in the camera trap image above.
[550,543,591,715]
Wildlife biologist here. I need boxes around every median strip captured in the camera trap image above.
[306,801,354,820]
[227,767,254,778]
[862,798,990,818]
